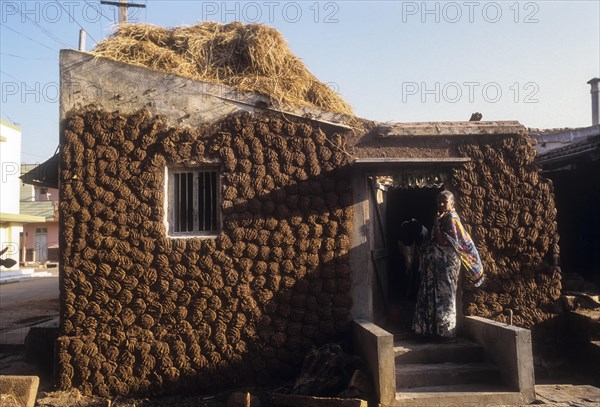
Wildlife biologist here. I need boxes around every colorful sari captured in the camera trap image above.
[412,210,484,338]
[442,211,484,287]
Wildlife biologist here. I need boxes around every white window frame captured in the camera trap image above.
[165,166,220,237]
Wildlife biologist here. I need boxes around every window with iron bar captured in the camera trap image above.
[166,168,219,236]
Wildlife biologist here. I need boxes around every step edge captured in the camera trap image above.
[394,391,523,400]
[395,390,520,396]
[395,362,500,373]
[393,342,484,356]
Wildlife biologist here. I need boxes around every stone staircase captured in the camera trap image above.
[393,335,523,406]
[354,315,535,407]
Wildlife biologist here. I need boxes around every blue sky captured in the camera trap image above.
[1,0,599,163]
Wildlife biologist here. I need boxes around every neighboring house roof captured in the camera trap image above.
[530,125,600,155]
[536,134,600,168]
[20,153,59,189]
[527,127,574,138]
[19,201,56,222]
[371,121,526,137]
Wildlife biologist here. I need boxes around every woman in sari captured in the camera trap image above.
[412,190,484,340]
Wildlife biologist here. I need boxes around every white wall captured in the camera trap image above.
[1,120,22,214]
[1,120,24,263]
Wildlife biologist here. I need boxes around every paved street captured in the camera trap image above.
[0,271,59,344]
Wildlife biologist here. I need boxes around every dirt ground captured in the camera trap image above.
[2,276,598,406]
[0,276,59,392]
[0,273,60,335]
[0,347,267,406]
[0,276,267,406]
[0,344,277,407]
[35,389,239,407]
[0,348,272,407]
[0,297,59,334]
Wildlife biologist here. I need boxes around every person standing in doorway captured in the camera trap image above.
[397,218,428,300]
[412,190,484,340]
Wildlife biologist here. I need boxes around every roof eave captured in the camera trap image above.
[369,121,526,138]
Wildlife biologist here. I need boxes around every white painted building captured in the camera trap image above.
[0,120,44,269]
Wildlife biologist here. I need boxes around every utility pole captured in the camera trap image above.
[100,0,146,25]
[78,29,87,51]
[119,0,127,24]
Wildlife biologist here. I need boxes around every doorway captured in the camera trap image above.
[35,227,48,263]
[384,186,441,331]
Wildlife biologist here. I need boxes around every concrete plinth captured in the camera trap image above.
[0,375,39,407]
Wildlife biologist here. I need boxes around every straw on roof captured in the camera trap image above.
[93,22,353,116]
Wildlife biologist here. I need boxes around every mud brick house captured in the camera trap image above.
[57,23,560,406]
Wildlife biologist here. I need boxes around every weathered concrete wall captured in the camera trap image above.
[348,173,372,321]
[352,320,394,407]
[0,375,39,407]
[463,316,536,403]
[60,50,259,130]
[59,50,349,132]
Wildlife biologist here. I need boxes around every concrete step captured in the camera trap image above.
[391,331,422,343]
[394,383,523,407]
[380,323,420,342]
[394,338,484,364]
[396,362,501,389]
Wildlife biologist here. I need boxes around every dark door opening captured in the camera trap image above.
[546,159,600,289]
[384,186,441,329]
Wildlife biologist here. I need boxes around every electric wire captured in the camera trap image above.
[53,0,99,45]
[0,114,20,127]
[1,69,23,82]
[0,69,52,99]
[84,0,114,22]
[0,53,57,61]
[0,25,57,53]
[14,7,70,48]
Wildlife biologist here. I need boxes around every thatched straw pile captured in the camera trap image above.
[93,22,353,116]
